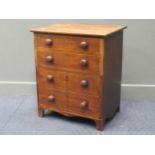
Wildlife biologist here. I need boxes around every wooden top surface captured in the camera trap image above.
[30,24,127,37]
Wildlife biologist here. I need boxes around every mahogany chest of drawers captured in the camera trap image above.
[31,24,126,131]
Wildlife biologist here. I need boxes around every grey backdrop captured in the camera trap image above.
[0,19,155,100]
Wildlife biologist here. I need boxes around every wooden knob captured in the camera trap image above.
[48,95,55,102]
[46,55,54,63]
[80,41,88,49]
[80,101,88,108]
[80,59,88,67]
[81,80,89,88]
[45,38,53,46]
[47,75,54,82]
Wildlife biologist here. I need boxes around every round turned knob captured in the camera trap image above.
[46,55,54,63]
[80,41,88,49]
[47,75,54,82]
[45,38,53,46]
[48,95,55,102]
[80,59,88,67]
[80,101,88,108]
[80,80,89,88]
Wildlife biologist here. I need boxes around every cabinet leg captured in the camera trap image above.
[116,105,120,112]
[95,119,104,131]
[38,108,44,117]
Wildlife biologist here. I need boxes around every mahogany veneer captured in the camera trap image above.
[31,24,127,131]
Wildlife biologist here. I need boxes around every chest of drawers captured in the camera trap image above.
[31,24,126,131]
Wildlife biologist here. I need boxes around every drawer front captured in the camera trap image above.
[68,94,102,118]
[38,90,67,110]
[37,51,100,74]
[37,67,67,92]
[67,72,101,97]
[35,34,102,55]
[37,67,101,97]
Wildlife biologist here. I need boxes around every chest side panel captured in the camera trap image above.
[103,31,123,119]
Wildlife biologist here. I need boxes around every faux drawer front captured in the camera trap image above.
[67,72,101,97]
[68,94,102,118]
[37,52,100,74]
[36,34,102,55]
[37,67,66,92]
[39,90,67,110]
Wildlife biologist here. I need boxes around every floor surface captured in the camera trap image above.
[0,96,155,135]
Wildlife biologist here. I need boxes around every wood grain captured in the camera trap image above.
[39,89,68,111]
[31,24,127,37]
[67,94,102,118]
[67,72,102,97]
[38,87,102,119]
[103,31,123,119]
[37,66,67,92]
[36,33,101,56]
[37,50,100,74]
[37,66,102,97]
[32,24,126,130]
